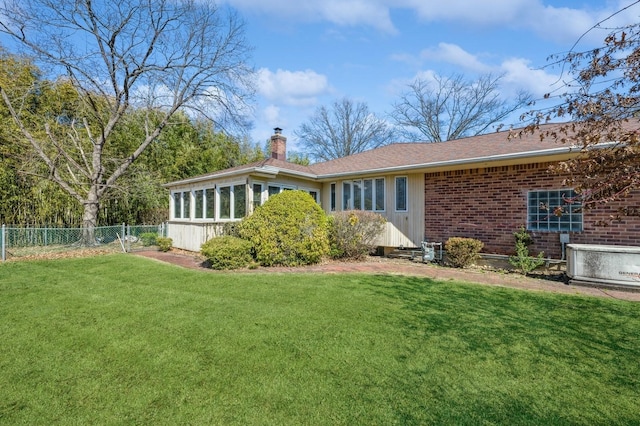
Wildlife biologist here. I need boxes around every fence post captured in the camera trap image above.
[126,223,131,252]
[1,224,5,262]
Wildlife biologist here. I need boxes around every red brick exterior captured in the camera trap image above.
[424,162,640,259]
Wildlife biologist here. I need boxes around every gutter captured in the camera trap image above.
[315,145,585,180]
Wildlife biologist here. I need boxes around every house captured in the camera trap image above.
[164,126,640,259]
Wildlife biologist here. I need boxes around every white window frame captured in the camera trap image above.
[395,176,408,212]
[340,178,385,212]
[217,182,247,221]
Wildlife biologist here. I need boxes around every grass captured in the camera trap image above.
[1,254,639,425]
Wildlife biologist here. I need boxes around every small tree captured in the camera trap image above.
[508,226,545,274]
[239,191,329,266]
[517,7,640,218]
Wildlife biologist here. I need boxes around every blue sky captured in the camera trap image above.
[218,0,640,150]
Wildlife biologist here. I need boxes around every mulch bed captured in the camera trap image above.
[134,249,640,302]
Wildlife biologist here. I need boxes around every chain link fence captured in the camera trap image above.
[1,223,166,261]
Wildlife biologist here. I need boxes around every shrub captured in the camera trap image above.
[509,226,545,274]
[222,222,241,238]
[201,236,254,270]
[140,232,158,247]
[329,210,386,260]
[156,237,173,252]
[238,190,329,266]
[445,237,483,268]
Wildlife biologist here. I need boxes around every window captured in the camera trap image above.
[234,184,246,218]
[253,183,264,210]
[340,178,385,211]
[395,177,407,211]
[172,191,191,219]
[218,184,246,220]
[205,188,215,219]
[194,190,204,219]
[219,186,231,219]
[330,183,336,211]
[343,182,352,210]
[173,192,182,219]
[268,185,280,197]
[375,178,385,211]
[528,189,582,232]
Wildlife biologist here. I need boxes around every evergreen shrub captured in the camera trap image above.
[201,236,254,270]
[445,237,483,268]
[239,190,329,266]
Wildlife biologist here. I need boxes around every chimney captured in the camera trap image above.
[270,127,286,161]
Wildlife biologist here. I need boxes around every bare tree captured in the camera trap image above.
[516,2,640,218]
[0,0,254,243]
[391,73,532,142]
[295,98,397,161]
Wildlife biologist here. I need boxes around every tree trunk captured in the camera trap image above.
[80,195,100,246]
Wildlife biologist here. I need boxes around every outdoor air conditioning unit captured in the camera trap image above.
[567,244,640,288]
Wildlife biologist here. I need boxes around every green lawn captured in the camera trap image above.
[1,254,639,425]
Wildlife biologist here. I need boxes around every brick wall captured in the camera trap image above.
[424,163,640,259]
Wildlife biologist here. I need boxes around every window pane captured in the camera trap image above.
[309,191,318,202]
[343,182,351,210]
[173,192,181,219]
[330,183,336,211]
[205,188,215,219]
[183,192,191,219]
[194,190,204,219]
[363,179,373,211]
[353,180,362,210]
[268,186,280,197]
[234,184,246,218]
[253,183,263,209]
[375,178,385,211]
[219,187,231,219]
[395,177,407,211]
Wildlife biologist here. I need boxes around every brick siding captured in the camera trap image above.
[424,163,640,259]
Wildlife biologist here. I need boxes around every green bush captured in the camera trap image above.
[201,236,254,270]
[329,210,386,260]
[239,190,329,266]
[156,237,173,252]
[140,232,158,247]
[445,237,484,268]
[509,226,545,274]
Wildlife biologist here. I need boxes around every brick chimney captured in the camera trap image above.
[270,127,286,161]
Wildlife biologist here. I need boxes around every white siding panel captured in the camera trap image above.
[167,222,225,252]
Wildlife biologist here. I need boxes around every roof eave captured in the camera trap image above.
[316,146,582,180]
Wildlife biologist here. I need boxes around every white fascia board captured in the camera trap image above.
[163,165,318,187]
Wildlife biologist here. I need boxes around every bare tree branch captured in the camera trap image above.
[391,73,532,142]
[295,98,397,161]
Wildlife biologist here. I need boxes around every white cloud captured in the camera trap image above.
[256,68,331,106]
[221,0,395,33]
[419,43,493,74]
[223,0,640,45]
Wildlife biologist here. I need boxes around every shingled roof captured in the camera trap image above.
[165,123,580,186]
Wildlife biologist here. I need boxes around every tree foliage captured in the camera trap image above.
[295,97,397,161]
[517,12,640,215]
[0,0,254,242]
[391,73,532,142]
